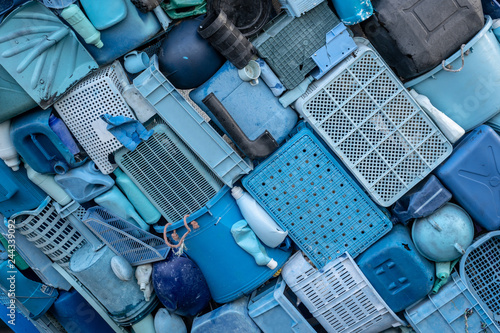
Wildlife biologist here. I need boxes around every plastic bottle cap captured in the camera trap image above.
[95,40,104,49]
[231,186,244,200]
[266,259,278,270]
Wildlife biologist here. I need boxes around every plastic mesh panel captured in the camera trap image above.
[297,46,452,206]
[54,63,137,174]
[242,126,392,268]
[278,0,325,17]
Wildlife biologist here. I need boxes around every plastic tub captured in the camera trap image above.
[405,16,500,131]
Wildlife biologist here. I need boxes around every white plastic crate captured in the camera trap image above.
[278,0,325,17]
[294,39,453,206]
[282,252,403,333]
[54,62,137,174]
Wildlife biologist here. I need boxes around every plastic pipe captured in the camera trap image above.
[25,163,72,206]
[231,220,277,269]
[61,4,104,48]
[0,120,20,171]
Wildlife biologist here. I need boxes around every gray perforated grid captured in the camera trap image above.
[54,63,137,174]
[295,43,453,206]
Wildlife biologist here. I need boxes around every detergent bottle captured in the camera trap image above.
[231,220,277,270]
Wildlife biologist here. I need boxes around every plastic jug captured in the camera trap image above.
[48,114,80,156]
[61,4,103,48]
[132,314,156,333]
[94,186,149,230]
[0,120,19,171]
[231,187,287,248]
[231,220,277,269]
[25,164,71,206]
[80,0,127,30]
[154,308,187,333]
[54,161,114,204]
[114,167,161,224]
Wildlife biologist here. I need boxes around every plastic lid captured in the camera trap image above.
[231,186,244,200]
[266,258,278,270]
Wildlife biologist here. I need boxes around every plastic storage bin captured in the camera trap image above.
[294,39,453,207]
[133,57,251,186]
[248,277,316,333]
[242,125,392,268]
[405,272,500,333]
[355,224,435,313]
[435,125,500,231]
[54,62,138,174]
[460,231,500,325]
[278,0,324,17]
[0,65,37,123]
[282,252,404,333]
[405,17,500,131]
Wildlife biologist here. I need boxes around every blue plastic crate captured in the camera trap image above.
[242,125,392,268]
[405,272,500,333]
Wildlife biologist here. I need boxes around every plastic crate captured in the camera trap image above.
[83,207,169,266]
[294,39,453,207]
[242,125,392,268]
[405,272,499,333]
[114,123,223,224]
[460,231,500,325]
[248,277,316,333]
[133,56,251,187]
[278,0,324,17]
[282,252,403,333]
[54,62,137,174]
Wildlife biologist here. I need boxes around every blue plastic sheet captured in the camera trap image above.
[101,114,154,151]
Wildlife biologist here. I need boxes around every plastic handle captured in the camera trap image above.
[202,93,278,159]
[30,134,55,161]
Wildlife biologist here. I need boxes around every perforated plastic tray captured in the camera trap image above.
[282,252,403,333]
[242,125,392,268]
[278,0,325,17]
[54,62,137,174]
[460,231,500,325]
[295,39,453,206]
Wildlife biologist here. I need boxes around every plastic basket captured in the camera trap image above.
[12,197,87,267]
[282,252,403,333]
[82,207,169,266]
[405,272,500,333]
[278,0,325,17]
[242,125,392,268]
[133,56,251,187]
[54,62,137,174]
[294,39,453,207]
[460,231,500,325]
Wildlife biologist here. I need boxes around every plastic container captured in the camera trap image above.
[355,224,435,313]
[131,314,155,333]
[164,186,292,304]
[25,164,72,206]
[405,17,500,131]
[61,4,103,48]
[48,114,80,156]
[133,59,251,187]
[79,0,127,30]
[278,0,325,17]
[0,120,19,172]
[231,220,278,269]
[435,125,500,231]
[405,272,500,333]
[154,309,187,333]
[282,252,404,333]
[0,65,37,123]
[161,0,206,19]
[460,231,500,325]
[248,277,316,333]
[295,39,453,207]
[331,0,373,25]
[0,1,98,109]
[242,125,392,268]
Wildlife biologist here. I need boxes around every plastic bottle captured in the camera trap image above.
[0,120,20,171]
[114,168,161,224]
[255,58,286,97]
[61,4,104,48]
[25,163,72,206]
[154,308,187,333]
[132,314,156,333]
[231,186,287,248]
[48,114,80,155]
[231,220,277,269]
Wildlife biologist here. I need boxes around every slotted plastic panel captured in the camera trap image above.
[282,252,402,333]
[115,124,223,224]
[54,62,137,174]
[295,41,452,206]
[83,207,169,266]
[242,125,392,268]
[460,231,500,325]
[278,0,325,17]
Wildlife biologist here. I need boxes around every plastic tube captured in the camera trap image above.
[61,4,103,48]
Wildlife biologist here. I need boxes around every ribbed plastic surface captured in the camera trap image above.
[115,123,223,224]
[242,125,392,268]
[295,41,453,206]
[282,252,403,333]
[83,207,169,266]
[278,0,325,17]
[460,231,500,325]
[405,272,499,333]
[54,62,137,174]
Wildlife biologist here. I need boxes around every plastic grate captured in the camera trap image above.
[54,63,137,174]
[296,43,452,206]
[115,124,223,224]
[83,207,169,266]
[278,0,325,17]
[242,126,392,268]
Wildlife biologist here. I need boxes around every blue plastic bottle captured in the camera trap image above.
[48,114,80,155]
[231,220,278,269]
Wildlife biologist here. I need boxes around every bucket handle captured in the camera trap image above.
[163,214,199,248]
[441,44,466,73]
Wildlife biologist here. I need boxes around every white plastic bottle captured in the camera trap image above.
[0,120,20,171]
[231,186,287,248]
[231,220,277,269]
[25,163,72,206]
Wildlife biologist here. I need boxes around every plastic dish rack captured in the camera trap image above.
[54,62,137,174]
[115,123,223,224]
[294,39,453,207]
[405,272,500,333]
[83,207,169,266]
[242,125,392,268]
[282,252,403,333]
[460,231,500,325]
[278,0,325,17]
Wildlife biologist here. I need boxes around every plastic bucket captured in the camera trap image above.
[405,16,500,131]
